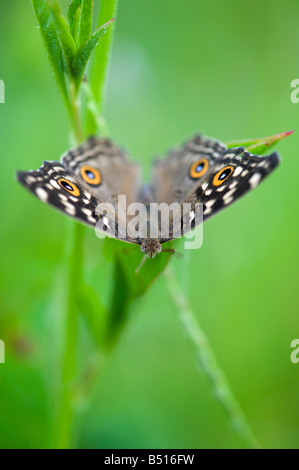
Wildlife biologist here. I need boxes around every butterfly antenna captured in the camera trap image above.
[135,255,148,273]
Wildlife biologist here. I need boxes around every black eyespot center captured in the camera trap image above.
[85,169,95,179]
[80,165,101,185]
[61,180,74,191]
[58,178,81,196]
[190,158,209,179]
[213,165,234,186]
[219,167,233,180]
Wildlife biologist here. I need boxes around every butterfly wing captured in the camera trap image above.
[183,148,280,220]
[151,135,280,241]
[151,134,227,205]
[61,136,141,207]
[17,135,281,247]
[17,138,142,244]
[17,161,100,227]
[185,147,280,223]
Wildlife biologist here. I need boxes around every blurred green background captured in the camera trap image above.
[0,0,299,449]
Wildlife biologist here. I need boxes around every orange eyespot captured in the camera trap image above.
[58,178,80,196]
[213,166,234,186]
[190,159,209,179]
[80,165,101,185]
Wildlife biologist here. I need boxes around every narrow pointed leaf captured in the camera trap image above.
[86,0,118,134]
[71,18,114,88]
[226,130,294,155]
[46,0,76,68]
[78,0,93,47]
[71,7,81,46]
[32,0,69,106]
[68,0,82,40]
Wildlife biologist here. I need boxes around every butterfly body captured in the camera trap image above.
[17,134,280,257]
[140,239,163,259]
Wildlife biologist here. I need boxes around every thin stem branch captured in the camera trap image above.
[164,265,260,450]
[69,81,84,143]
[55,222,84,449]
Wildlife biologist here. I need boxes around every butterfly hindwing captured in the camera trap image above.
[151,134,227,205]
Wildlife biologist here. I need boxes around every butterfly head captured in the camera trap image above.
[140,239,162,259]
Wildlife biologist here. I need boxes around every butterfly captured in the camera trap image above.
[17,134,280,258]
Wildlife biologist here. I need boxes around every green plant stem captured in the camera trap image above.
[54,91,85,447]
[53,0,118,449]
[53,83,85,448]
[164,265,260,450]
[69,81,84,143]
[55,222,84,449]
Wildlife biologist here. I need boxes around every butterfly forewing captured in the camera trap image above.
[172,148,280,236]
[17,161,100,227]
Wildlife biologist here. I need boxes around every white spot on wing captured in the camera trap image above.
[233,166,243,177]
[35,187,48,202]
[82,208,93,217]
[62,201,76,215]
[26,176,36,184]
[223,188,236,200]
[50,179,60,189]
[249,173,261,188]
[205,199,216,208]
[224,153,235,159]
[224,196,234,205]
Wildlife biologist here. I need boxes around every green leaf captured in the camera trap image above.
[76,282,107,347]
[226,130,294,155]
[105,238,172,297]
[32,0,69,107]
[86,0,118,134]
[68,0,82,41]
[46,0,76,69]
[103,238,172,344]
[78,0,94,47]
[106,257,132,345]
[68,0,93,48]
[71,18,114,88]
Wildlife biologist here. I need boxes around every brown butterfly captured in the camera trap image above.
[17,134,280,258]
